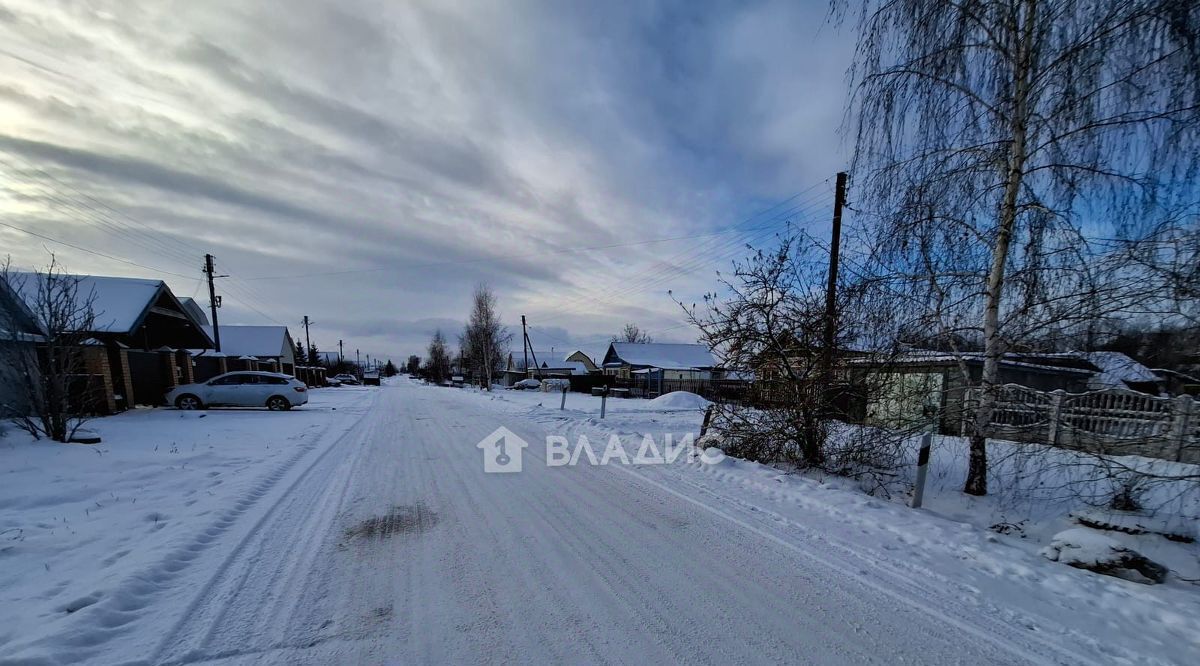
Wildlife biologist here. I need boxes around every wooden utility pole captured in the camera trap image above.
[820,171,849,376]
[521,315,529,372]
[338,339,344,362]
[203,254,224,352]
[302,315,312,364]
[819,172,848,410]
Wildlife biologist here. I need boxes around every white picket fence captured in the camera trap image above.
[964,385,1199,463]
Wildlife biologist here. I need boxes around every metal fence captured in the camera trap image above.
[965,384,1198,463]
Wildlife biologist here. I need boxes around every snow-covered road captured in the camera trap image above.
[98,380,1072,665]
[4,379,1131,664]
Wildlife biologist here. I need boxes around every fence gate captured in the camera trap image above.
[127,351,169,406]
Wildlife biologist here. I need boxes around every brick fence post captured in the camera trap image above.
[176,350,194,385]
[84,346,117,414]
[117,349,134,411]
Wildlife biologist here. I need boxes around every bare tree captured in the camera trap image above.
[425,329,451,384]
[681,232,848,465]
[0,256,99,442]
[843,0,1200,495]
[460,283,511,389]
[611,323,653,344]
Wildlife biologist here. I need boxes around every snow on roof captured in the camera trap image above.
[1081,351,1159,388]
[5,272,165,334]
[178,297,210,326]
[538,361,590,375]
[606,342,716,370]
[847,350,1096,374]
[203,325,291,358]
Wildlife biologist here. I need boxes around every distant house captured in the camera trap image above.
[201,325,297,375]
[564,350,600,373]
[504,349,592,381]
[601,342,717,380]
[0,273,213,411]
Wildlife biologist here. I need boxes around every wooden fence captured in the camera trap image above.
[964,385,1198,463]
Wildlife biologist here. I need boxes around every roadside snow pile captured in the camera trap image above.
[1041,528,1168,584]
[648,391,711,410]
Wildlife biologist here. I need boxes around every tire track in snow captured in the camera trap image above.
[150,392,385,664]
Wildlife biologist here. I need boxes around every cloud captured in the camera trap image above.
[0,0,853,359]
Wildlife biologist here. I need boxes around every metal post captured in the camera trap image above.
[911,426,934,509]
[600,385,608,419]
[560,386,567,410]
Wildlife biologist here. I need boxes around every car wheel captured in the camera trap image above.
[175,394,203,410]
[266,396,291,411]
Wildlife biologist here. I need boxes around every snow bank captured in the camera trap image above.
[1041,528,1168,584]
[648,391,711,410]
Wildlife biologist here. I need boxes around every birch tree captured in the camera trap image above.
[460,284,510,389]
[843,0,1200,495]
[425,329,451,384]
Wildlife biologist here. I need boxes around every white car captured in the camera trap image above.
[167,371,309,411]
[332,373,360,385]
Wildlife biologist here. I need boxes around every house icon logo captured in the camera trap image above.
[477,426,529,473]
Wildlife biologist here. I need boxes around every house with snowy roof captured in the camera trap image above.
[848,349,1167,433]
[0,272,214,412]
[505,349,595,381]
[199,325,297,376]
[601,342,718,380]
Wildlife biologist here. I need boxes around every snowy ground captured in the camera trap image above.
[0,378,1197,664]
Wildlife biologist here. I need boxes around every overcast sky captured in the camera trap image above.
[0,0,852,362]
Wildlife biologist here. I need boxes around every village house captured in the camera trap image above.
[564,350,600,373]
[199,325,298,377]
[0,273,214,412]
[601,342,717,380]
[848,349,1163,433]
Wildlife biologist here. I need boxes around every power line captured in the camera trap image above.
[0,220,197,279]
[531,191,835,327]
[242,180,835,281]
[0,152,203,267]
[524,189,835,326]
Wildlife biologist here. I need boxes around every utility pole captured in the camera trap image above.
[203,254,225,352]
[355,349,360,375]
[338,339,344,363]
[302,315,312,364]
[521,315,529,372]
[819,172,848,411]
